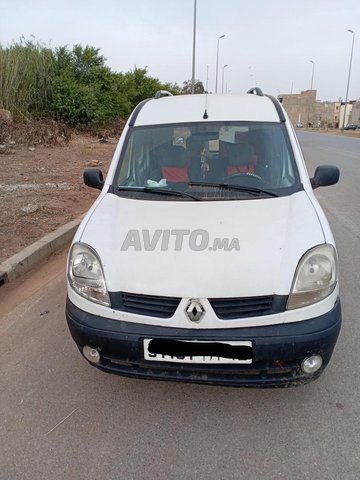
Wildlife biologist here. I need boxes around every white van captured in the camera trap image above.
[66,88,341,387]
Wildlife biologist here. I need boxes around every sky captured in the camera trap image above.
[1,0,359,102]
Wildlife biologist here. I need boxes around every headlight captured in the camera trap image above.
[287,244,337,310]
[68,243,110,307]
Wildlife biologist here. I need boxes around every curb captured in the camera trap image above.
[0,217,82,286]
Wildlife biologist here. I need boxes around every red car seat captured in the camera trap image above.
[227,142,257,176]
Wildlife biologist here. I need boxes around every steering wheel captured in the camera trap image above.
[222,172,266,186]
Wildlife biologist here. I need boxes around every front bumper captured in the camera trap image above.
[66,297,341,387]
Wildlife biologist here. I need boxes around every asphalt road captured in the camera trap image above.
[1,131,359,480]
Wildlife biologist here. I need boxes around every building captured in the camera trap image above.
[279,90,351,128]
[332,102,341,128]
[279,90,317,126]
[316,101,341,128]
[339,102,354,128]
[349,101,360,126]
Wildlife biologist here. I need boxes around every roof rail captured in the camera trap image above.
[128,98,151,127]
[247,87,286,122]
[154,90,173,99]
[247,87,264,96]
[265,95,286,123]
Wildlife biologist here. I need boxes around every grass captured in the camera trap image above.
[0,38,54,122]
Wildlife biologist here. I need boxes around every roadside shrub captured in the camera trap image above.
[0,38,54,121]
[182,79,205,94]
[121,67,180,110]
[52,45,131,126]
[0,39,183,131]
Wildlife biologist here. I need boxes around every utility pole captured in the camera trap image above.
[342,29,355,130]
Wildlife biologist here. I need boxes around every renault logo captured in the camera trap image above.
[186,299,205,322]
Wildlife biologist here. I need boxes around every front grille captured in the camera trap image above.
[209,295,287,320]
[109,292,287,320]
[109,292,181,318]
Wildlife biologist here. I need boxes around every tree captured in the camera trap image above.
[52,45,130,125]
[181,79,205,94]
[0,38,186,127]
[121,67,180,109]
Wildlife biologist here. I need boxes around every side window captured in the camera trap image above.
[119,133,151,186]
[280,143,296,187]
[118,137,132,184]
[258,126,296,188]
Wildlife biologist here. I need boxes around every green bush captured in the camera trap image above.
[52,46,131,126]
[0,39,184,128]
[0,38,54,121]
[121,67,180,109]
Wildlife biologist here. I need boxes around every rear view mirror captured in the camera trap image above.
[311,165,339,189]
[83,168,104,190]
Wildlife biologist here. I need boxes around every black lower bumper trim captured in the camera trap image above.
[65,297,341,387]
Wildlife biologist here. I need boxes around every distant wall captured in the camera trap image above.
[350,102,360,125]
[279,90,317,126]
[279,91,344,128]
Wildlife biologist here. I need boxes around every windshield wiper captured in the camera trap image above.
[187,182,278,197]
[117,186,201,201]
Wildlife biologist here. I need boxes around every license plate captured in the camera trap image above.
[143,339,253,364]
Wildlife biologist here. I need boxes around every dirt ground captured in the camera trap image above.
[0,135,116,264]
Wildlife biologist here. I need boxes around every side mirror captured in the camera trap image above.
[83,169,104,190]
[310,165,339,189]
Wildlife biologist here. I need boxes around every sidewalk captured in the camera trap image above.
[0,217,81,286]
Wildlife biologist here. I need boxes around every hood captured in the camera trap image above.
[79,191,325,298]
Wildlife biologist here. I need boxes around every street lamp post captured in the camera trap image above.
[221,64,228,93]
[309,60,315,90]
[191,0,197,94]
[307,60,315,126]
[342,29,355,130]
[215,34,225,93]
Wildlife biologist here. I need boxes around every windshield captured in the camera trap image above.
[114,122,301,200]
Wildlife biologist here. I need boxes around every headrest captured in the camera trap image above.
[228,142,254,166]
[158,145,187,167]
[186,136,204,154]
